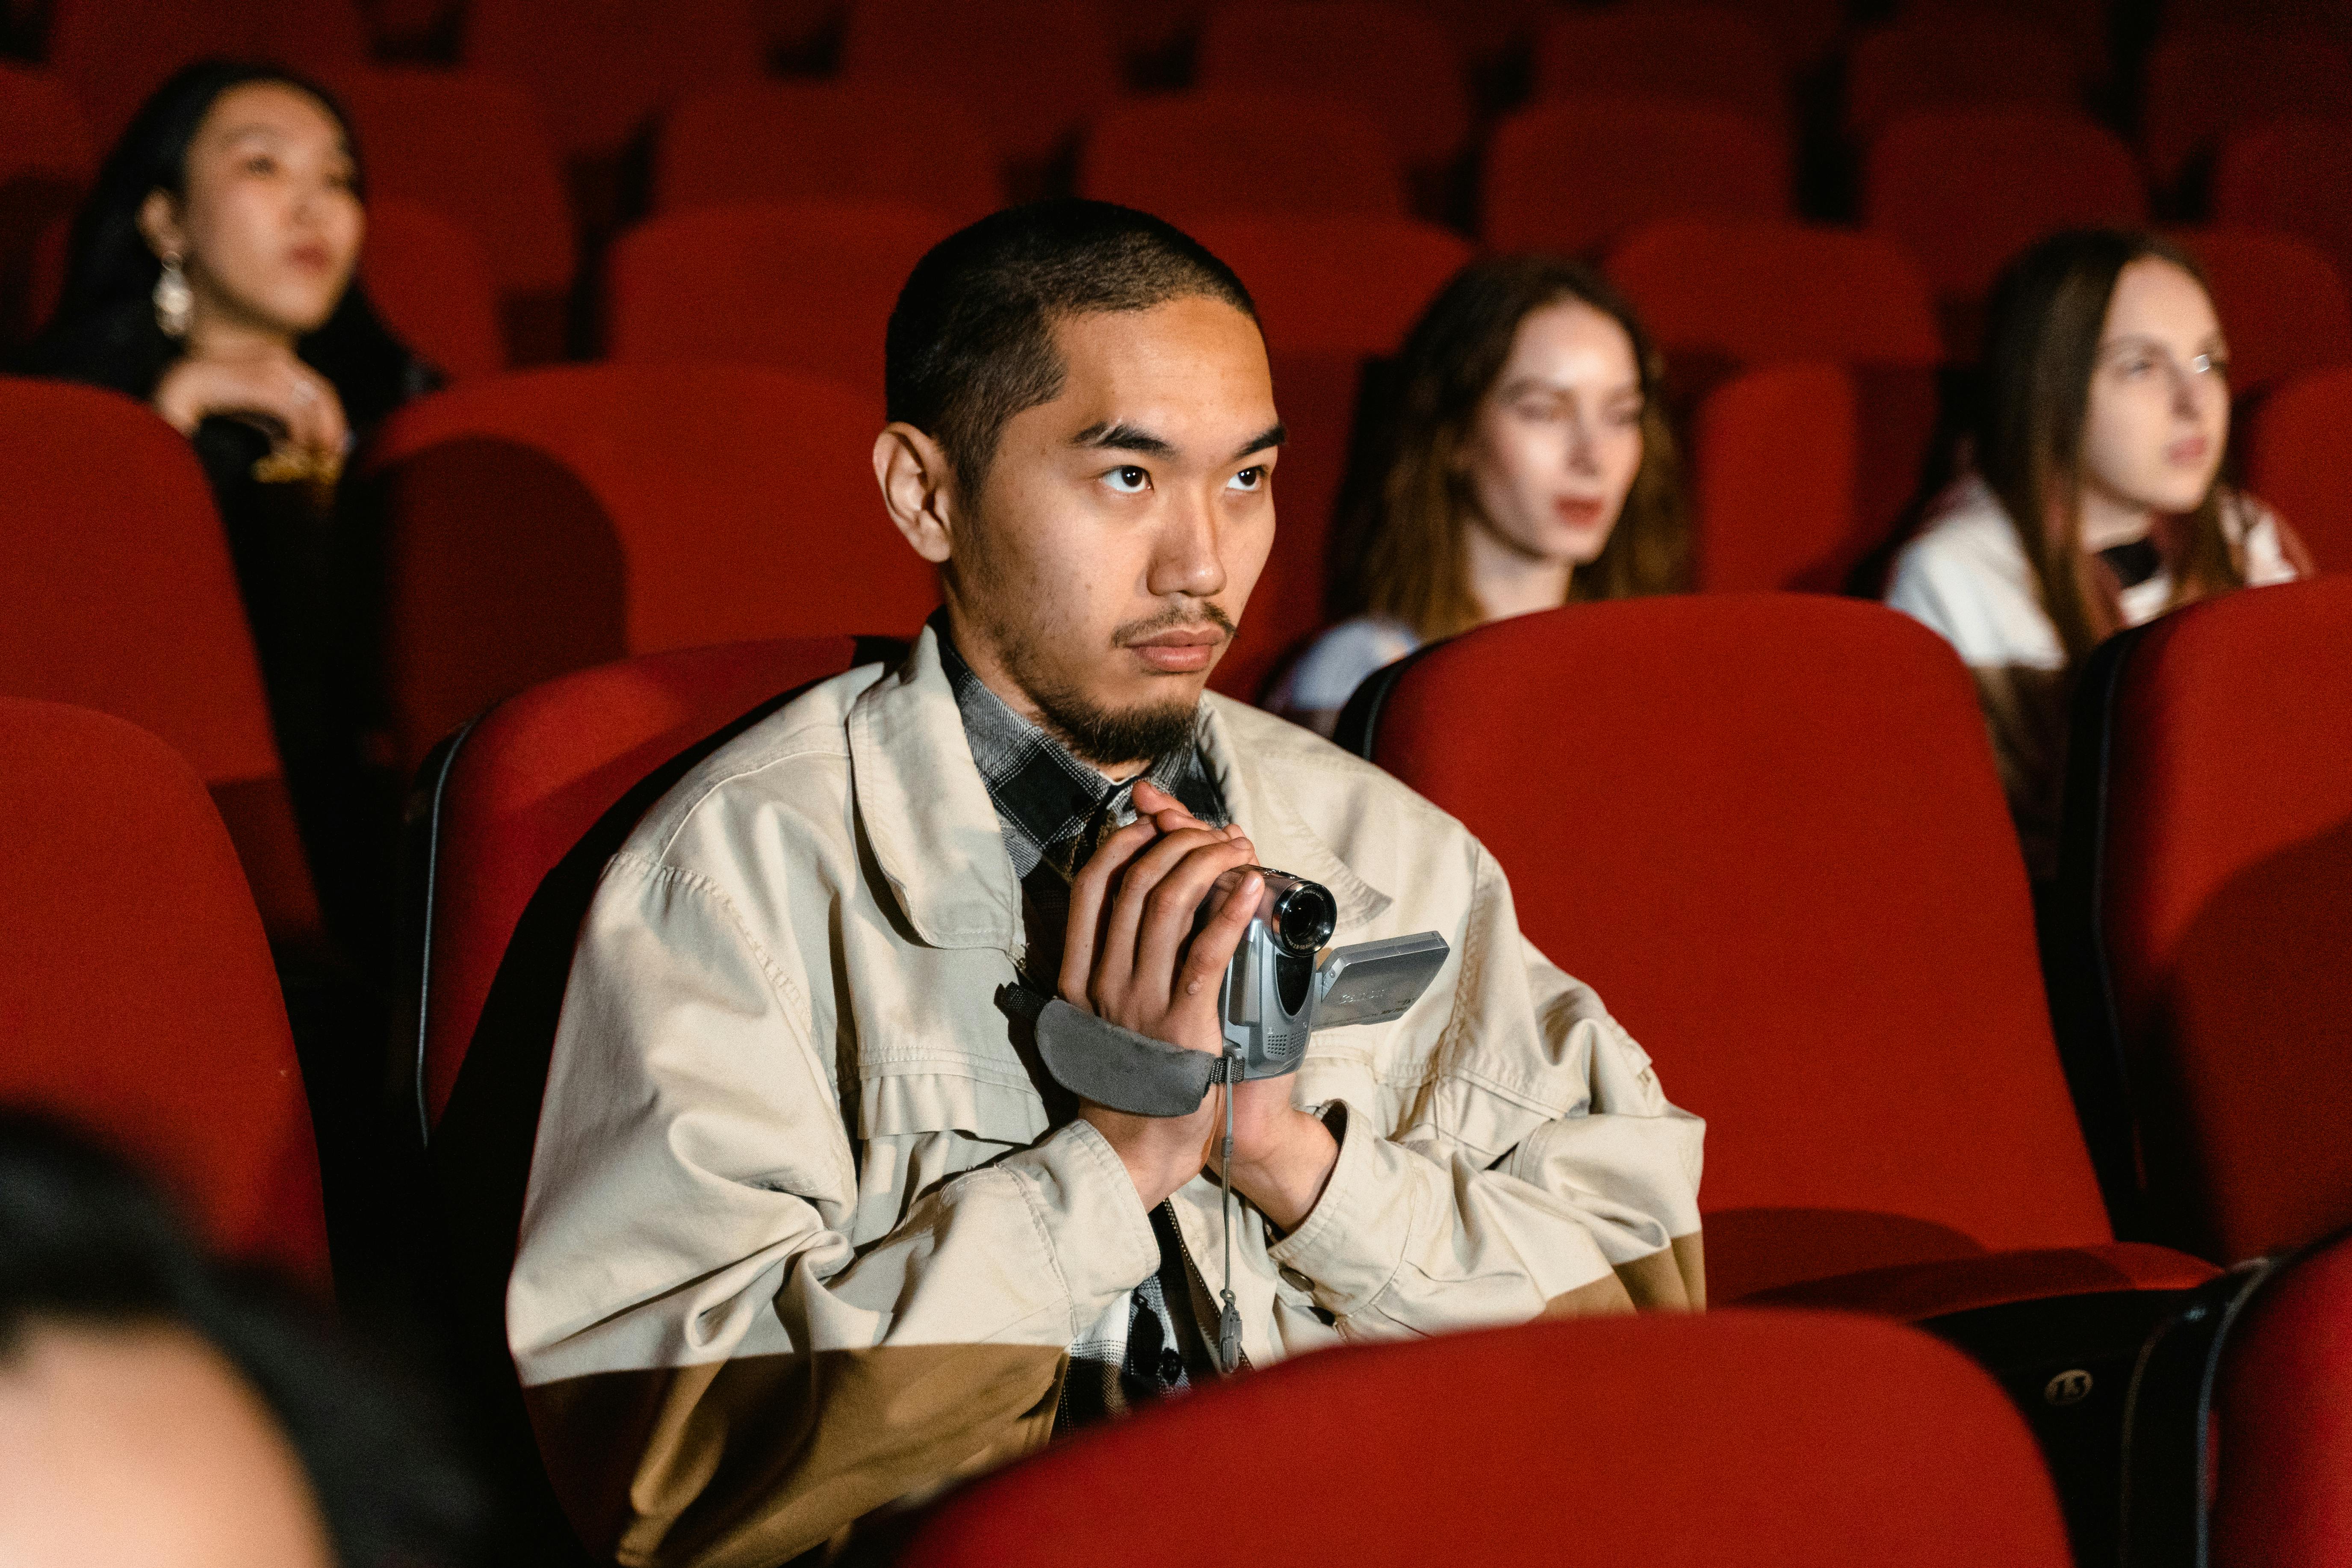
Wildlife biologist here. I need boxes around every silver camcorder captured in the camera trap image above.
[1212,866,1450,1079]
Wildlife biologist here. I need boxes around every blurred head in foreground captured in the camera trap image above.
[0,1113,478,1568]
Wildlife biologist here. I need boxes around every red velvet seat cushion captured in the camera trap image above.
[2214,1228,2352,1566]
[895,1311,2073,1568]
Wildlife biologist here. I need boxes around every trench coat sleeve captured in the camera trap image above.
[1269,844,1709,1330]
[508,853,1160,1568]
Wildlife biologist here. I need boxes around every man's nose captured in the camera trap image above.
[1146,490,1229,601]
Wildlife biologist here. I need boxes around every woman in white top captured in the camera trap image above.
[1268,255,1690,733]
[1886,230,2311,877]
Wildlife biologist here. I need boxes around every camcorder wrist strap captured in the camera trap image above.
[1216,1047,1244,1375]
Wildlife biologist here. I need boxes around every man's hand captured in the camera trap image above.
[1061,782,1340,1229]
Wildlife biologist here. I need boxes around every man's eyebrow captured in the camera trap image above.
[1070,421,1176,457]
[1231,423,1286,460]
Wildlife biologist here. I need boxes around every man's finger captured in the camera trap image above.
[1059,817,1162,1007]
[1131,838,1259,1010]
[1096,827,1233,998]
[1177,866,1262,1011]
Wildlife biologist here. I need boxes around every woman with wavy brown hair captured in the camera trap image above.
[1886,230,2311,878]
[1268,254,1689,733]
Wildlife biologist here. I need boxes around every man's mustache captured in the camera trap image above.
[1112,602,1237,646]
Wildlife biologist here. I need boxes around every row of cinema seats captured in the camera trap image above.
[6,572,2347,1561]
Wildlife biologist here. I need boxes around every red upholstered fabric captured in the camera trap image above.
[1363,598,2134,1304]
[2162,226,2352,397]
[603,200,959,385]
[42,0,362,142]
[2142,24,2352,189]
[1738,1242,2218,1320]
[0,699,328,1287]
[2216,118,2352,316]
[1844,12,2079,141]
[2246,366,2352,573]
[2093,576,2352,1262]
[364,364,931,772]
[1195,2,1470,171]
[1534,6,1788,139]
[415,639,870,1127]
[1691,361,1859,592]
[1608,219,1940,368]
[459,0,762,160]
[1080,93,1405,224]
[358,195,504,382]
[895,1311,2073,1568]
[0,66,93,346]
[0,376,325,948]
[318,67,576,363]
[655,83,1004,222]
[1865,109,2148,308]
[838,0,1120,169]
[1482,96,1788,257]
[1184,214,1471,357]
[2214,1228,2352,1568]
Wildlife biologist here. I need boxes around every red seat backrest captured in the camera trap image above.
[894,1311,2071,1568]
[1195,2,1470,171]
[1844,11,2079,142]
[0,698,328,1287]
[2142,24,2352,190]
[363,364,933,772]
[1186,213,1471,357]
[1534,5,1788,141]
[2214,118,2352,316]
[1608,217,1941,367]
[1360,597,2116,1292]
[0,375,325,949]
[1865,109,2148,309]
[1080,92,1406,224]
[838,0,1121,169]
[2245,366,2352,574]
[0,65,94,346]
[655,82,1005,222]
[1691,361,1859,592]
[2163,225,2352,397]
[358,194,505,382]
[1482,96,1787,257]
[458,0,762,161]
[42,0,363,142]
[602,199,958,385]
[2087,576,2352,1261]
[2213,1227,2352,1566]
[318,66,577,363]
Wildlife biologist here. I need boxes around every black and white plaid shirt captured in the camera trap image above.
[936,623,1226,1430]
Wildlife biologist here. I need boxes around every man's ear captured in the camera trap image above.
[136,188,186,260]
[873,422,960,565]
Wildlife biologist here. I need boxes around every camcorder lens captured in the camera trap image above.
[1272,883,1337,955]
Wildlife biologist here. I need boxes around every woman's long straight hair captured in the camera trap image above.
[12,58,428,426]
[1976,229,2243,664]
[1338,254,1689,642]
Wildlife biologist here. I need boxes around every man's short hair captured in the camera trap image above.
[885,199,1258,496]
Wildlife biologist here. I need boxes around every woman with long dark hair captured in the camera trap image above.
[1268,254,1689,734]
[15,59,440,937]
[1886,230,2310,877]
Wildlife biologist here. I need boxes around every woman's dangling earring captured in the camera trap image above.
[153,250,193,340]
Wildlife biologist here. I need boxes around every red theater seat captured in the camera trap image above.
[0,698,328,1289]
[319,68,577,366]
[1080,93,1405,223]
[1865,109,2147,354]
[458,0,763,162]
[655,82,1004,222]
[1482,96,1787,257]
[2211,1229,2352,1566]
[895,1312,2073,1568]
[1534,6,1788,143]
[2215,118,2352,314]
[0,377,326,953]
[1341,596,2216,1320]
[2142,24,2352,192]
[362,365,933,773]
[2056,577,2352,1264]
[358,195,504,382]
[2165,225,2352,396]
[1845,11,2079,142]
[0,65,94,346]
[42,0,363,142]
[603,200,956,385]
[1186,213,1471,358]
[838,0,1121,171]
[1691,361,1860,592]
[1196,2,1470,174]
[2245,366,2352,573]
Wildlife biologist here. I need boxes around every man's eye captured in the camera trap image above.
[1228,466,1266,492]
[1104,465,1150,494]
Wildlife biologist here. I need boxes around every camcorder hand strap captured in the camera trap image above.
[997,986,1219,1116]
